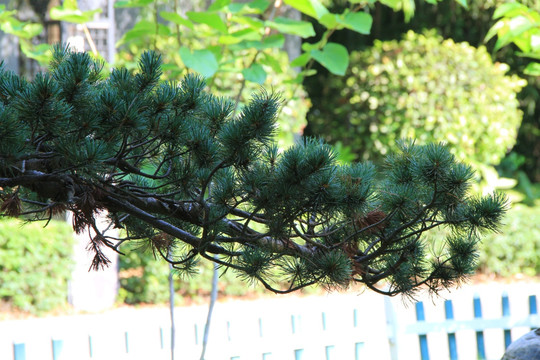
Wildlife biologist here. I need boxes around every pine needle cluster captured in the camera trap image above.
[0,47,508,297]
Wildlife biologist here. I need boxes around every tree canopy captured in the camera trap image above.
[0,47,507,297]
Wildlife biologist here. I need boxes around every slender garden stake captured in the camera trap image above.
[0,47,508,298]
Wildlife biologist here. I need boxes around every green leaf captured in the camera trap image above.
[516,51,540,61]
[494,16,536,52]
[319,13,340,29]
[228,3,246,13]
[290,52,311,67]
[115,0,153,7]
[208,0,231,11]
[0,6,17,21]
[261,34,285,49]
[310,42,349,75]
[493,2,528,20]
[159,11,194,29]
[260,52,282,73]
[231,34,282,51]
[179,47,219,78]
[116,21,170,46]
[186,11,228,34]
[283,0,329,19]
[230,15,264,30]
[242,64,267,84]
[301,39,324,52]
[265,17,315,38]
[454,0,467,8]
[247,0,271,12]
[50,0,101,24]
[1,20,43,39]
[524,62,540,76]
[231,28,262,41]
[341,12,373,35]
[402,0,415,22]
[485,20,505,43]
[19,40,51,65]
[379,0,400,9]
[207,45,223,63]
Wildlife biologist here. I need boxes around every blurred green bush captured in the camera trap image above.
[306,30,525,180]
[0,219,74,314]
[477,203,540,277]
[308,0,540,182]
[118,243,265,304]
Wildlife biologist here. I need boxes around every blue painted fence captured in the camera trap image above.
[386,291,540,360]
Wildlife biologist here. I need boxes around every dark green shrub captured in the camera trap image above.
[477,203,540,277]
[306,30,525,175]
[0,219,74,313]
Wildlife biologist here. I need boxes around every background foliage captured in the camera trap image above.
[118,244,266,304]
[477,203,540,277]
[306,0,540,183]
[0,219,74,314]
[306,30,525,188]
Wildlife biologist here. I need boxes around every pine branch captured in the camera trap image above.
[0,48,509,298]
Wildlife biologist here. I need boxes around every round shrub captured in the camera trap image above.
[306,30,526,171]
[0,219,74,314]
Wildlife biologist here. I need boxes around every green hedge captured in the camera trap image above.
[118,243,265,304]
[0,219,74,313]
[306,30,525,175]
[477,203,540,277]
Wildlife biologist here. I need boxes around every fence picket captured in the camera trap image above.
[444,300,458,360]
[51,339,63,360]
[473,295,486,360]
[13,343,25,360]
[502,292,512,349]
[530,295,538,332]
[415,302,430,360]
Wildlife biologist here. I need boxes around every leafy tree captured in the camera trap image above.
[0,47,507,297]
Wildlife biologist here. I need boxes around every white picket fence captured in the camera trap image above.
[385,282,540,360]
[1,282,540,360]
[0,293,390,360]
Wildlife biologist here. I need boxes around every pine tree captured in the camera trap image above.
[0,46,507,297]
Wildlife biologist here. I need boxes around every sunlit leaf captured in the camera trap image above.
[319,13,340,29]
[248,0,271,12]
[524,62,540,75]
[159,11,194,29]
[208,0,230,11]
[115,0,153,8]
[260,52,282,73]
[116,21,170,46]
[50,0,101,23]
[341,12,373,35]
[454,0,467,9]
[290,52,311,67]
[179,47,219,78]
[283,0,329,19]
[186,11,228,34]
[310,42,348,75]
[242,64,267,84]
[493,2,528,20]
[1,17,43,39]
[266,17,315,38]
